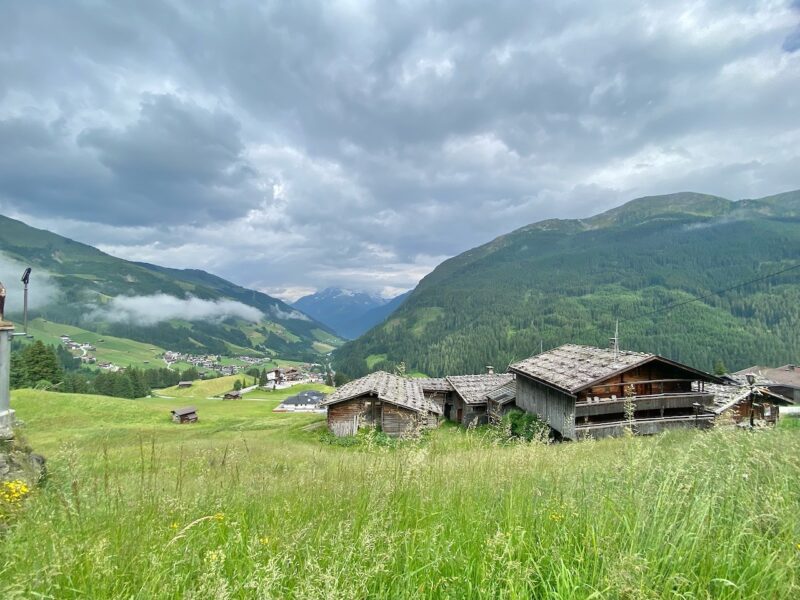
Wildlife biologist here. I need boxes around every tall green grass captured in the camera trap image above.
[1,391,799,598]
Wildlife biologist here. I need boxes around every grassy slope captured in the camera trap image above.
[22,317,166,369]
[1,390,799,598]
[156,375,255,398]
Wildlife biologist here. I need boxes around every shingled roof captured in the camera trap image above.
[509,344,720,395]
[486,380,516,405]
[734,365,800,388]
[321,371,442,414]
[446,373,514,405]
[416,377,454,392]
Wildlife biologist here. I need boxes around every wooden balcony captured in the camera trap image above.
[574,392,714,418]
[575,413,715,439]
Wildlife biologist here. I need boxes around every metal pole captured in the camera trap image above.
[23,282,29,335]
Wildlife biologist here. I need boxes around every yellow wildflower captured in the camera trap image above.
[170,522,179,530]
[549,512,564,523]
[259,536,270,545]
[213,512,225,522]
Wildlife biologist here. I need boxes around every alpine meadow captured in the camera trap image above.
[2,1,800,599]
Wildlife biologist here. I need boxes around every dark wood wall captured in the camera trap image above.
[579,361,696,401]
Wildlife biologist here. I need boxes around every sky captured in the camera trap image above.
[1,1,799,302]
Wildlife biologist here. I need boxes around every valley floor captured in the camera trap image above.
[1,390,799,598]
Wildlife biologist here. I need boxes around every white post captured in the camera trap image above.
[0,323,15,434]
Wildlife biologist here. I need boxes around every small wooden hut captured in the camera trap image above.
[223,390,242,400]
[487,380,517,423]
[170,406,198,424]
[321,371,441,437]
[444,373,514,426]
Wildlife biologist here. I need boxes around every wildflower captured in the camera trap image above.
[170,522,179,530]
[549,512,564,523]
[259,536,270,545]
[796,543,800,551]
[1,480,31,504]
[213,512,225,522]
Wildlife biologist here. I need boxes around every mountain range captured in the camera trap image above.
[334,190,800,378]
[293,288,410,339]
[0,215,341,360]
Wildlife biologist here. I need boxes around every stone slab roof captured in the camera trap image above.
[321,371,441,414]
[446,373,514,405]
[171,406,197,416]
[734,365,800,388]
[509,344,719,395]
[509,344,652,394]
[416,377,454,392]
[486,380,516,405]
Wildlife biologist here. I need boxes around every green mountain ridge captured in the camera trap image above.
[335,190,800,378]
[0,214,341,359]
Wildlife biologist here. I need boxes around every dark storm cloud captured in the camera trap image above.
[0,94,264,226]
[0,0,798,298]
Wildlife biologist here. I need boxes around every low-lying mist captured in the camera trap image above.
[0,253,60,313]
[88,293,265,326]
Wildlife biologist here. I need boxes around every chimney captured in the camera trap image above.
[486,365,495,375]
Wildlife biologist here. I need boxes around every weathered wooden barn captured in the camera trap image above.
[170,406,198,424]
[321,371,442,437]
[709,374,794,426]
[508,344,723,440]
[734,365,800,404]
[487,380,517,422]
[417,377,454,414]
[441,373,515,426]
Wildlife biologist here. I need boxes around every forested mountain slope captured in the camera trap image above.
[0,215,340,359]
[335,191,800,377]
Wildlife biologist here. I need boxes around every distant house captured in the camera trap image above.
[223,390,242,400]
[322,371,442,437]
[275,390,326,412]
[445,373,515,426]
[171,406,198,424]
[177,381,193,388]
[734,365,800,404]
[709,373,795,426]
[508,344,723,440]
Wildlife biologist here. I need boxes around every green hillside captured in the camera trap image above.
[0,215,342,360]
[335,190,800,377]
[3,389,799,596]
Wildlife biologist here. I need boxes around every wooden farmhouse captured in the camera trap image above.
[508,344,723,440]
[177,381,193,388]
[322,371,442,437]
[170,406,198,424]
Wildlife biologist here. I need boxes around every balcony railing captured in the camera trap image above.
[574,392,714,417]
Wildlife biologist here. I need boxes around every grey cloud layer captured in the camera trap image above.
[1,0,798,297]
